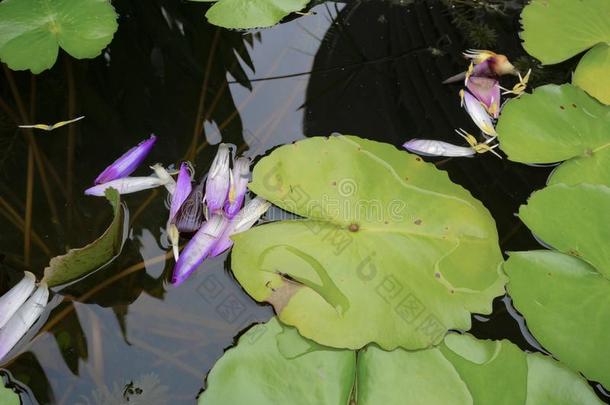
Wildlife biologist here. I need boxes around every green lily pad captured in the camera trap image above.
[519,183,610,279]
[506,250,610,389]
[520,0,610,64]
[231,136,505,350]
[547,146,610,187]
[496,84,610,164]
[42,188,126,287]
[199,318,602,404]
[0,0,118,74]
[0,382,19,405]
[573,43,610,105]
[204,0,309,29]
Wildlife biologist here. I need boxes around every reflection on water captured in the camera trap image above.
[0,0,605,403]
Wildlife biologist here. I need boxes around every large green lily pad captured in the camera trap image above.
[519,183,610,279]
[506,251,610,389]
[520,0,610,64]
[42,188,126,287]
[231,136,505,350]
[199,318,602,404]
[204,0,310,29]
[0,0,118,73]
[496,84,610,164]
[573,43,610,105]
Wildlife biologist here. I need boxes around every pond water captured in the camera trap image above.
[0,0,607,403]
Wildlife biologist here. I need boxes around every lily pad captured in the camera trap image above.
[199,318,602,404]
[42,188,126,287]
[506,251,610,389]
[573,43,610,105]
[547,146,610,187]
[520,0,610,64]
[0,0,118,74]
[204,0,310,29]
[496,84,610,163]
[519,183,610,278]
[231,135,505,350]
[0,382,19,405]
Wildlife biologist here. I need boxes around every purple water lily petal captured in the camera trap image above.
[175,178,205,233]
[205,144,231,214]
[85,176,168,196]
[95,135,157,184]
[0,283,48,362]
[169,163,193,222]
[210,197,270,257]
[466,77,501,118]
[0,271,36,329]
[171,215,229,286]
[224,157,251,219]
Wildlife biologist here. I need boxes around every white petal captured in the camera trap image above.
[0,283,49,361]
[0,272,36,329]
[84,177,168,196]
[403,139,475,157]
[462,90,497,136]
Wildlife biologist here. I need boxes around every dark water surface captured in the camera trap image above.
[0,0,607,403]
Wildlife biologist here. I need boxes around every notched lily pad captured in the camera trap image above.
[0,0,118,73]
[497,84,610,164]
[199,318,602,404]
[231,135,505,350]
[573,43,610,105]
[204,0,310,29]
[506,251,610,390]
[42,188,127,288]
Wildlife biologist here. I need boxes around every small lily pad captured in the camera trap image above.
[573,43,610,105]
[0,382,19,405]
[519,183,610,278]
[0,0,118,73]
[547,146,610,187]
[204,0,310,29]
[199,318,602,404]
[496,84,610,163]
[232,136,505,350]
[42,188,126,287]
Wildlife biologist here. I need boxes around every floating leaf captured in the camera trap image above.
[231,136,505,350]
[520,0,610,64]
[0,0,118,74]
[0,381,19,405]
[204,0,310,29]
[547,146,610,187]
[519,184,610,279]
[506,251,610,390]
[496,84,610,163]
[42,188,126,288]
[199,318,602,404]
[573,43,610,105]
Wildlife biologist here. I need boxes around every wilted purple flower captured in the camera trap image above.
[171,215,229,286]
[174,178,205,233]
[460,89,497,137]
[211,197,271,257]
[0,272,36,328]
[466,77,500,118]
[205,144,231,215]
[95,135,157,184]
[443,50,517,84]
[403,139,476,157]
[0,282,49,361]
[85,176,169,196]
[170,163,193,222]
[224,157,251,219]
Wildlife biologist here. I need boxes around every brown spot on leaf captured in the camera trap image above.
[267,280,302,313]
[434,272,441,278]
[331,181,337,186]
[415,157,422,162]
[572,103,577,108]
[349,223,359,232]
[414,219,422,225]
[559,105,565,110]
